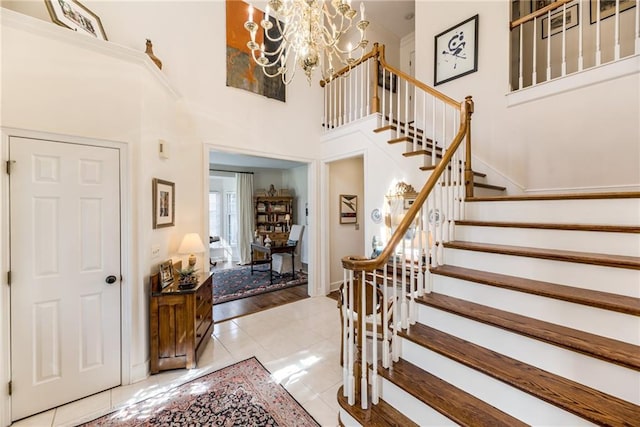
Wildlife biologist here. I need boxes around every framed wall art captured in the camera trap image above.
[377,67,398,93]
[542,4,579,39]
[159,260,174,288]
[44,0,108,41]
[434,14,479,86]
[153,178,175,229]
[590,0,635,24]
[340,194,357,224]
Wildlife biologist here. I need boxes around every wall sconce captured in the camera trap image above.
[178,233,205,268]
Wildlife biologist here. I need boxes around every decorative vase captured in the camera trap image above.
[264,235,272,247]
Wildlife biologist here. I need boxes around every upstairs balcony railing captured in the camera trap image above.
[321,44,475,409]
[510,0,639,90]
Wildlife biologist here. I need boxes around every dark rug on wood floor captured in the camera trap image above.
[81,357,319,426]
[213,265,308,305]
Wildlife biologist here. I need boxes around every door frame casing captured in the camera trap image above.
[0,128,132,426]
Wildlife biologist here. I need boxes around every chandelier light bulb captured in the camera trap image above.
[245,0,369,85]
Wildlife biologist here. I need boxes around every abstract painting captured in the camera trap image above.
[226,0,286,102]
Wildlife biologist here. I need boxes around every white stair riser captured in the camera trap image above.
[455,226,640,257]
[432,275,640,344]
[338,408,362,427]
[378,376,456,426]
[400,339,596,426]
[465,199,640,225]
[444,249,640,297]
[414,304,640,404]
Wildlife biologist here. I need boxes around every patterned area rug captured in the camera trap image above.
[213,265,307,305]
[82,357,319,426]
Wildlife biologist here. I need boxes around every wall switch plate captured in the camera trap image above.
[159,139,169,159]
[151,245,160,259]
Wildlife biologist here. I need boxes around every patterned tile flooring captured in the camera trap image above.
[12,297,342,427]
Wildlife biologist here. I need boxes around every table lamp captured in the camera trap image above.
[178,233,205,268]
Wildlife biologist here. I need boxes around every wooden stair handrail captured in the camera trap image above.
[320,43,460,109]
[510,0,573,30]
[342,96,474,273]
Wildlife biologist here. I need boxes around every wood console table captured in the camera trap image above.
[149,271,213,374]
[250,242,296,284]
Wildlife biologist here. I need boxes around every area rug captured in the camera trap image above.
[213,265,307,305]
[82,357,319,426]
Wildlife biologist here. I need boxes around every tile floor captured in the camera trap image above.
[12,296,343,427]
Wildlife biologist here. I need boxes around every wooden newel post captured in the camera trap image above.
[372,43,381,114]
[464,95,475,199]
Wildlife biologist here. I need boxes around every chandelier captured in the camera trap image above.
[244,0,369,84]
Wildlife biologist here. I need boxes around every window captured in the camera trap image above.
[226,191,237,246]
[209,191,221,238]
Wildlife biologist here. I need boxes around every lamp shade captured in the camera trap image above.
[178,233,206,268]
[178,233,206,254]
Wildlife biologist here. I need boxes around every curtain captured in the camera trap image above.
[236,173,254,265]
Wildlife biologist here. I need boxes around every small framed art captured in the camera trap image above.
[153,178,175,229]
[159,260,174,288]
[590,0,635,24]
[542,4,579,38]
[340,194,357,224]
[44,0,108,41]
[434,14,479,86]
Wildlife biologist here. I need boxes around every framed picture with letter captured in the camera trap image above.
[434,14,479,86]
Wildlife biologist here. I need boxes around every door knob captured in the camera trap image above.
[105,275,117,284]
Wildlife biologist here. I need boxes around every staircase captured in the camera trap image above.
[338,192,640,426]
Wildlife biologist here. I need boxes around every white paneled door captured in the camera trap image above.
[9,137,121,420]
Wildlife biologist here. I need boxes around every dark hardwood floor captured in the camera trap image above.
[214,283,310,323]
[210,259,313,323]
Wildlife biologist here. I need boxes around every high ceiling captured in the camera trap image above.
[364,0,415,39]
[210,1,415,171]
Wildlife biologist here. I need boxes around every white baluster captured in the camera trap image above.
[615,0,621,60]
[360,271,367,409]
[636,0,640,55]
[391,255,399,362]
[578,3,584,71]
[533,17,538,85]
[347,269,354,405]
[342,268,349,395]
[365,58,370,116]
[596,0,602,65]
[400,237,408,329]
[382,270,390,368]
[546,9,552,81]
[519,23,524,89]
[371,270,379,404]
[561,3,567,76]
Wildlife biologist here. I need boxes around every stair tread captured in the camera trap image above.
[472,182,506,191]
[337,386,418,427]
[431,265,640,316]
[456,220,640,233]
[379,359,528,427]
[401,323,640,426]
[467,191,640,202]
[444,240,640,270]
[416,292,640,370]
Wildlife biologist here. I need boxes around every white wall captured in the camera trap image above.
[329,157,365,288]
[415,0,639,192]
[283,165,310,266]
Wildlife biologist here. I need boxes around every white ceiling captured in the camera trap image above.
[364,0,415,39]
[209,151,306,170]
